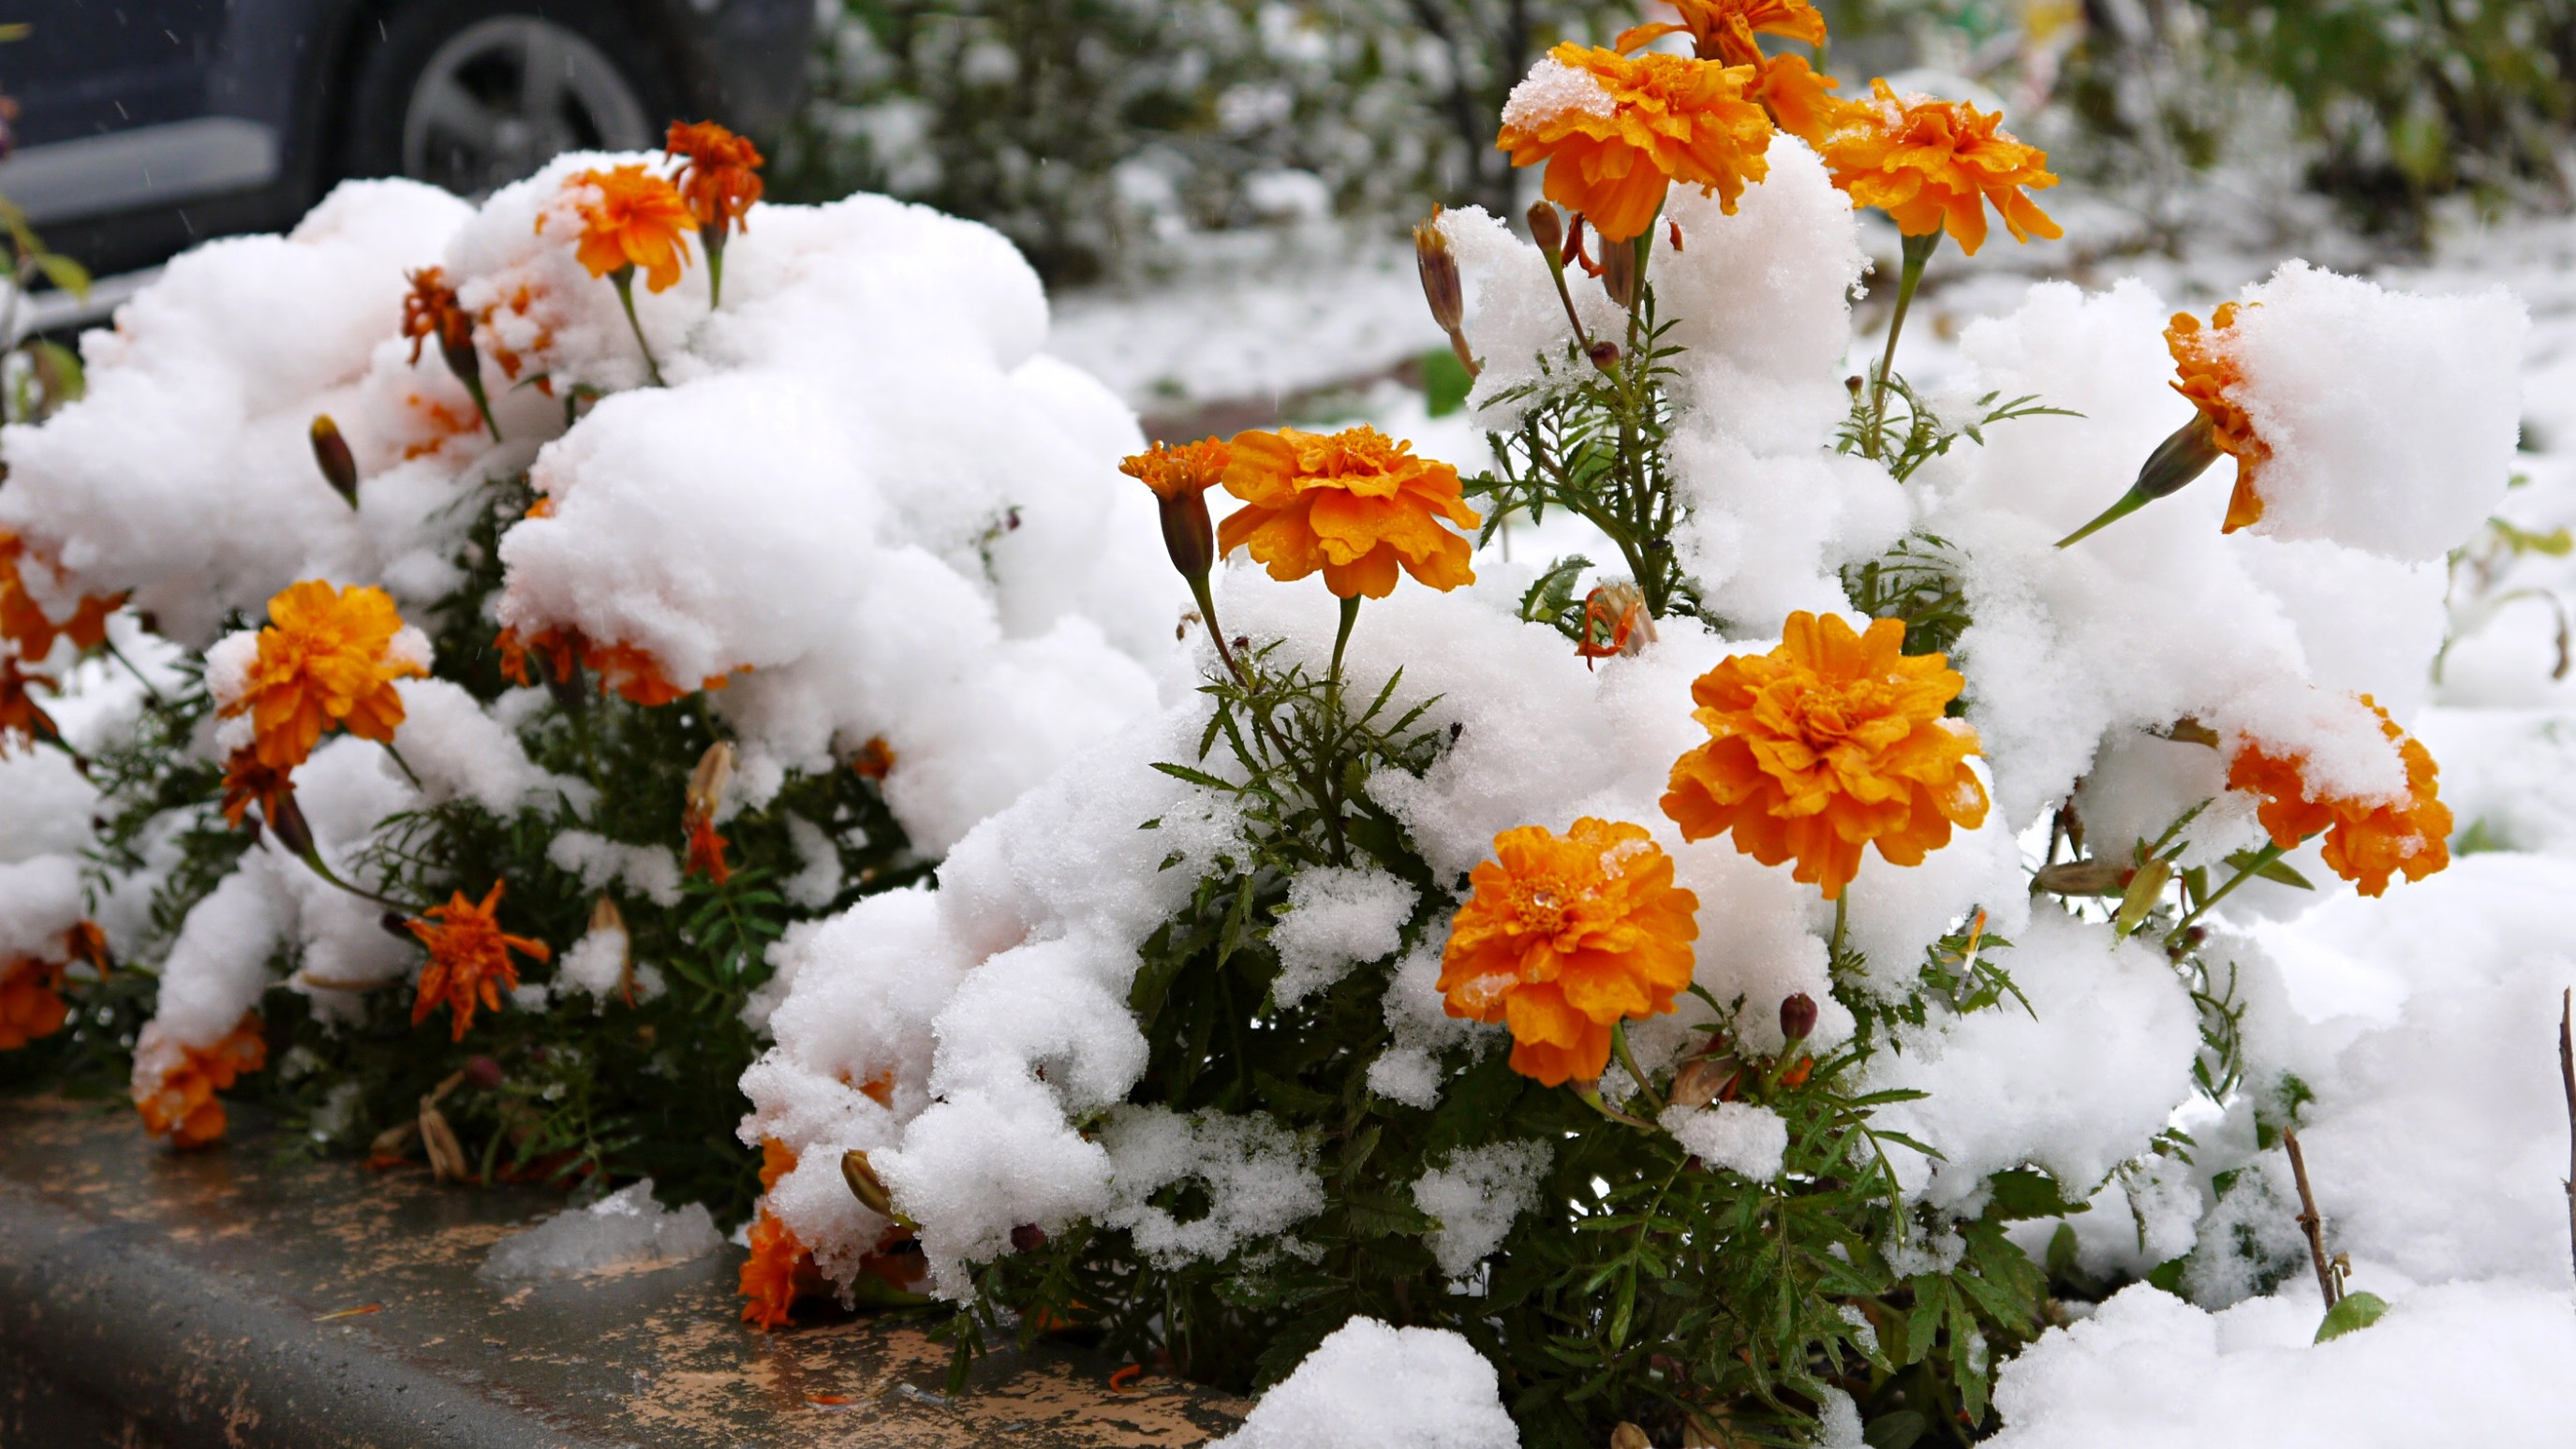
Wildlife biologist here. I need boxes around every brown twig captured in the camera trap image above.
[2558,988,2575,1279]
[2283,1130,2339,1308]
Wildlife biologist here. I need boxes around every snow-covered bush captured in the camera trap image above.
[736,6,2538,1445]
[0,126,1181,1214]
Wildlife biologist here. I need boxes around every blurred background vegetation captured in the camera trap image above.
[766,0,2576,282]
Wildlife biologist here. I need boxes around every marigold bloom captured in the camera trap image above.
[1218,426,1479,599]
[0,529,121,661]
[850,735,897,781]
[759,1137,797,1192]
[1816,81,2061,256]
[2168,303,2271,532]
[401,267,475,370]
[665,121,764,238]
[494,623,712,706]
[133,1015,266,1147]
[2227,697,2450,897]
[0,956,67,1050]
[224,581,425,771]
[1437,818,1702,1087]
[1619,0,1827,63]
[740,1209,809,1329]
[0,653,56,749]
[1123,438,1231,582]
[408,881,551,1042]
[565,165,695,293]
[1662,613,1989,901]
[218,748,296,830]
[1497,43,1774,243]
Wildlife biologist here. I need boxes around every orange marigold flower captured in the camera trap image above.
[407,881,551,1042]
[740,1209,809,1330]
[0,955,67,1050]
[133,1015,266,1147]
[0,529,122,661]
[685,814,731,886]
[494,623,705,706]
[1123,437,1231,582]
[1217,425,1480,599]
[400,267,475,369]
[218,748,296,830]
[851,735,897,781]
[1816,80,2062,256]
[0,652,57,749]
[565,164,695,293]
[2168,303,2271,532]
[1618,0,1827,65]
[665,120,765,238]
[1497,43,1774,244]
[2227,696,2450,897]
[1438,818,1701,1087]
[1662,612,1989,901]
[223,581,424,772]
[759,1137,797,1192]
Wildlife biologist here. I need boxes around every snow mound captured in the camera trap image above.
[479,1180,722,1281]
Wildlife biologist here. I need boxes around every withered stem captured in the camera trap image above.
[2283,1130,2338,1308]
[2559,988,2575,1278]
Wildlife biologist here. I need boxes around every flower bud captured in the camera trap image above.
[687,740,735,825]
[1010,1222,1047,1253]
[1600,234,1640,312]
[2058,413,2225,548]
[1414,212,1465,338]
[1778,992,1817,1043]
[590,894,628,937]
[2113,856,2173,938]
[1587,340,1621,372]
[1118,439,1229,586]
[1609,1425,1651,1449]
[263,789,316,861]
[842,1148,896,1219]
[465,1055,505,1088]
[309,415,360,508]
[1526,201,1564,263]
[2032,859,2127,896]
[419,1102,469,1181]
[1668,1055,1737,1110]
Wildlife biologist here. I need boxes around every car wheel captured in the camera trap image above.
[341,0,676,198]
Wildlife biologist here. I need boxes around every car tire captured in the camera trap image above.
[340,0,680,198]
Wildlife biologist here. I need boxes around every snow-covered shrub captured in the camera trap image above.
[0,127,1181,1215]
[737,7,2532,1446]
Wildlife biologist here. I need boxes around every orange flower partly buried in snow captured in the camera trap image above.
[740,1209,809,1329]
[0,528,122,662]
[564,164,695,293]
[134,1015,266,1147]
[0,653,56,749]
[665,121,764,239]
[1437,818,1701,1087]
[222,581,425,772]
[1218,426,1479,599]
[0,956,67,1051]
[218,749,297,831]
[495,624,722,707]
[2168,303,2271,532]
[1816,81,2061,256]
[407,881,551,1042]
[1496,43,1773,243]
[1615,0,1842,143]
[1663,613,1988,901]
[2227,697,2450,897]
[401,267,476,371]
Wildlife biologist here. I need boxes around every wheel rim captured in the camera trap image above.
[400,16,654,197]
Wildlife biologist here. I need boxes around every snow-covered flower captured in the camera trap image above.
[2227,695,2451,896]
[218,581,427,771]
[1497,44,1774,243]
[738,1208,809,1329]
[1817,80,2061,256]
[0,653,55,749]
[1615,0,1842,143]
[407,881,550,1042]
[0,528,119,660]
[1662,612,1987,901]
[2167,303,2271,531]
[132,1015,265,1147]
[0,955,67,1050]
[1218,425,1480,599]
[561,163,695,294]
[1437,817,1701,1087]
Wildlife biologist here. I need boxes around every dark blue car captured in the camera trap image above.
[0,0,811,284]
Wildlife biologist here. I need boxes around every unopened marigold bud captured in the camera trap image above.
[1779,992,1817,1043]
[1010,1222,1047,1253]
[1609,1425,1651,1449]
[2059,413,2226,548]
[842,1148,895,1219]
[264,789,317,860]
[1526,200,1564,263]
[1414,212,1464,337]
[1600,234,1640,312]
[2033,859,2128,896]
[309,415,360,508]
[1587,340,1621,372]
[687,740,735,825]
[1668,1056,1736,1110]
[2114,857,2172,937]
[465,1055,505,1088]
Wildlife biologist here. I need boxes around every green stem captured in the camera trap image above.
[1867,230,1940,459]
[1188,574,1247,688]
[1327,594,1360,698]
[1321,594,1361,865]
[1611,1020,1665,1116]
[1576,1083,1657,1130]
[100,636,165,705]
[463,375,502,443]
[612,269,666,388]
[2171,841,2287,938]
[1828,890,1850,963]
[292,843,411,913]
[381,741,424,789]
